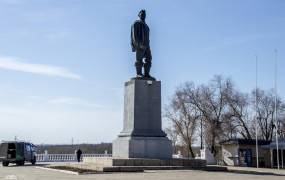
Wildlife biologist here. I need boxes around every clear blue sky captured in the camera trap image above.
[0,0,284,144]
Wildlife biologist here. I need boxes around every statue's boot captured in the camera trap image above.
[136,66,143,78]
[144,65,155,80]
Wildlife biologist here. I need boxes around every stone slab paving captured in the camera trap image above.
[1,164,285,180]
[226,166,285,175]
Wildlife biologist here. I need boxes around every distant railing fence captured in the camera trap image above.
[36,153,112,162]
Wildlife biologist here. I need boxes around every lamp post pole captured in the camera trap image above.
[255,55,259,168]
[274,49,279,170]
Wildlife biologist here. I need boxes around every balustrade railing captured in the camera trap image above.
[36,153,112,162]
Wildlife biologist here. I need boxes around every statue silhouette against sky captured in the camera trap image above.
[131,10,155,80]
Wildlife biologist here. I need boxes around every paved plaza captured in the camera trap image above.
[0,164,284,180]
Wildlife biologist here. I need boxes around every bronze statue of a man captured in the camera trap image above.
[131,10,155,80]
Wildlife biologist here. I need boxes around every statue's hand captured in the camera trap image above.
[139,45,146,50]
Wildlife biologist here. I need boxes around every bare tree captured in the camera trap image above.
[226,91,253,139]
[253,89,285,141]
[165,87,200,158]
[221,114,239,139]
[181,76,233,154]
[164,75,285,158]
[279,117,285,138]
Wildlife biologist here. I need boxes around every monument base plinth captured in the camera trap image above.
[83,157,207,169]
[47,158,212,173]
[112,136,172,159]
[112,79,173,159]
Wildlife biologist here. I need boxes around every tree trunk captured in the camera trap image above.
[188,143,195,158]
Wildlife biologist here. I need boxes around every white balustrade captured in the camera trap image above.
[36,153,112,162]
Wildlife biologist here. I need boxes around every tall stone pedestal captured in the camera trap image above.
[113,79,172,159]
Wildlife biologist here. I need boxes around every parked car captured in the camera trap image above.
[0,141,36,166]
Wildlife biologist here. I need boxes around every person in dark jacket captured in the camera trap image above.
[76,148,82,163]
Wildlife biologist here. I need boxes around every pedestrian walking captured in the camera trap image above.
[76,148,82,163]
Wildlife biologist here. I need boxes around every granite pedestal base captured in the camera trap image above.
[113,136,172,159]
[112,79,172,159]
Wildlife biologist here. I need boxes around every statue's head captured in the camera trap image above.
[138,9,146,21]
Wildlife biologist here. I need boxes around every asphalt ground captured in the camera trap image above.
[0,163,285,180]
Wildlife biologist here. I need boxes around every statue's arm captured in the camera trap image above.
[131,22,141,50]
[131,25,136,52]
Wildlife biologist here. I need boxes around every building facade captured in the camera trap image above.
[220,139,271,167]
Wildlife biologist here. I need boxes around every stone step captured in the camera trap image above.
[102,166,228,172]
[83,157,207,167]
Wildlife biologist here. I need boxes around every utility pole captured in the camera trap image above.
[274,49,279,170]
[255,55,259,168]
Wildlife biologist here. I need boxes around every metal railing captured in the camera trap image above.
[36,153,112,162]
